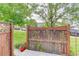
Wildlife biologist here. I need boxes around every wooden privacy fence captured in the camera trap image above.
[27,25,70,55]
[0,22,13,56]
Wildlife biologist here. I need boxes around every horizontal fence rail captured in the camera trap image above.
[27,25,70,56]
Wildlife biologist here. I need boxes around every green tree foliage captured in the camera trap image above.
[0,3,33,26]
[26,19,37,27]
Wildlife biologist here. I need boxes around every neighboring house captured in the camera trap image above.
[14,26,26,31]
[70,29,79,36]
[70,25,79,36]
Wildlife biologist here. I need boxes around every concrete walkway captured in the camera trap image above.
[14,49,60,56]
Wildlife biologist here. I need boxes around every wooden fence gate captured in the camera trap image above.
[27,25,70,55]
[0,22,13,56]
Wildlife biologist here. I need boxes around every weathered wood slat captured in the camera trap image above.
[28,26,67,31]
[29,39,67,44]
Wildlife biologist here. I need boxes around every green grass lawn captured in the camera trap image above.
[14,30,26,48]
[70,36,79,55]
[14,30,79,55]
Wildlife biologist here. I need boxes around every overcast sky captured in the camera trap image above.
[31,13,45,23]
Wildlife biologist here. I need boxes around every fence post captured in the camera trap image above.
[10,23,13,56]
[66,25,70,56]
[26,26,29,49]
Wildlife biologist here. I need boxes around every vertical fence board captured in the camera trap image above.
[0,22,13,56]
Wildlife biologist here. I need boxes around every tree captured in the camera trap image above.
[29,3,79,27]
[25,19,37,27]
[0,3,32,26]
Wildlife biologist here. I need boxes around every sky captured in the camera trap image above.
[31,13,45,23]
